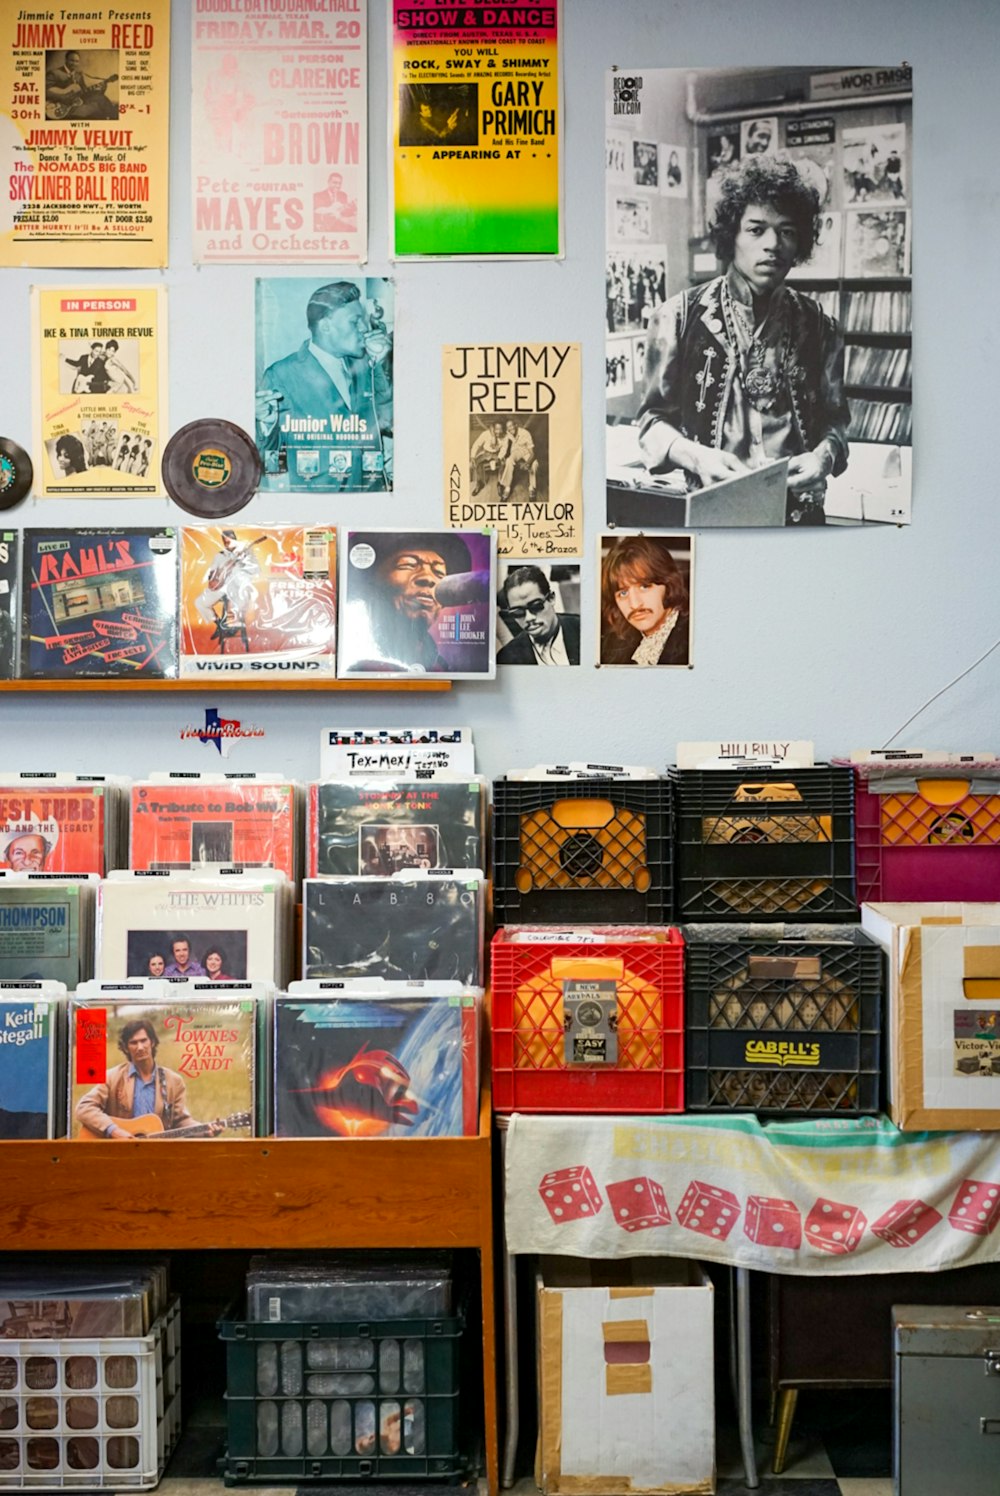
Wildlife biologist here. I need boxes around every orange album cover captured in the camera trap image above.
[0,784,107,873]
[130,781,296,879]
[179,525,336,677]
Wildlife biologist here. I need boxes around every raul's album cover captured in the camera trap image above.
[273,993,478,1138]
[338,529,496,678]
[179,525,336,676]
[20,529,178,679]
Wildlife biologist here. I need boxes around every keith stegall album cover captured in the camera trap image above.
[338,529,496,679]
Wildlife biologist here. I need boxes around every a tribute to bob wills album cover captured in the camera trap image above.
[131,779,297,881]
[307,779,486,877]
[96,871,287,985]
[69,994,255,1140]
[303,875,484,986]
[179,525,336,677]
[338,528,496,678]
[0,531,16,681]
[0,881,92,989]
[254,275,394,494]
[605,65,913,530]
[273,992,478,1139]
[0,782,109,875]
[0,993,59,1140]
[20,528,178,679]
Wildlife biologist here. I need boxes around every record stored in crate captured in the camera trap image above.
[492,776,673,924]
[684,924,882,1115]
[674,766,856,921]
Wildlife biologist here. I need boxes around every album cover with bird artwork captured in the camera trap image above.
[272,992,479,1137]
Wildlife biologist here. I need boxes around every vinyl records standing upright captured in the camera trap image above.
[0,438,32,510]
[162,420,262,518]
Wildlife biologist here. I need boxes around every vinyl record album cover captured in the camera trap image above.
[20,528,178,679]
[303,875,484,985]
[273,993,477,1138]
[0,530,16,679]
[338,528,496,678]
[0,783,109,875]
[69,994,255,1140]
[308,779,485,877]
[0,996,58,1139]
[179,525,336,676]
[131,780,297,880]
[0,883,89,989]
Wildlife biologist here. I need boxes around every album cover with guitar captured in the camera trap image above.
[179,525,337,676]
[69,994,256,1140]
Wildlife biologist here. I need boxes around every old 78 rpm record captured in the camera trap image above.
[0,437,32,509]
[162,419,262,518]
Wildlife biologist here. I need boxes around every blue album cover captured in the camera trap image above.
[20,529,178,679]
[273,995,474,1138]
[0,531,16,680]
[0,998,55,1139]
[254,276,394,494]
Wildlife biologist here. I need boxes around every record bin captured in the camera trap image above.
[218,1302,467,1485]
[854,767,1000,903]
[684,924,882,1115]
[673,766,857,922]
[491,926,685,1115]
[491,776,674,925]
[0,1302,180,1491]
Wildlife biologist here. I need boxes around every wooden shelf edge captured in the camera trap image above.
[0,678,452,693]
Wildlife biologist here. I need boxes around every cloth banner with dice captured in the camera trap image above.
[506,1113,1000,1274]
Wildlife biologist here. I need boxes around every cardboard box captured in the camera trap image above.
[536,1257,714,1495]
[862,902,1000,1129]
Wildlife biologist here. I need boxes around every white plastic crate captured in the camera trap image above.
[0,1307,181,1490]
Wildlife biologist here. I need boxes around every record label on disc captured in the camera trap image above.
[0,438,33,509]
[162,420,261,518]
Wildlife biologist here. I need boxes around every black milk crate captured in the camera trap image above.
[492,775,674,925]
[684,923,883,1116]
[673,765,856,922]
[218,1304,467,1485]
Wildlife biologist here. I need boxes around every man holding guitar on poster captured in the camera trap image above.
[45,50,118,121]
[194,530,265,653]
[75,1019,230,1140]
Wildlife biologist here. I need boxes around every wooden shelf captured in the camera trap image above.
[0,678,452,693]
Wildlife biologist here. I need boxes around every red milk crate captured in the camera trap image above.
[854,764,1000,903]
[490,926,684,1114]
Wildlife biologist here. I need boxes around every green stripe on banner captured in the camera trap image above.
[395,205,559,256]
[644,1113,952,1151]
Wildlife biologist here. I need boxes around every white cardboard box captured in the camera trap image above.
[862,902,1000,1130]
[536,1257,714,1495]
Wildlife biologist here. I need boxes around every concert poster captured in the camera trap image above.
[1,3,170,268]
[191,0,367,264]
[20,528,178,680]
[69,995,256,1140]
[31,284,166,497]
[442,342,581,558]
[391,1,561,257]
[179,525,337,677]
[254,274,394,493]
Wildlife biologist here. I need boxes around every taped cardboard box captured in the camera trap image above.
[861,902,1000,1129]
[536,1257,714,1495]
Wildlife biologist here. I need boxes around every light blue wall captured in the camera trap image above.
[1,2,995,781]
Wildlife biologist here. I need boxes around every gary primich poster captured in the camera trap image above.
[255,275,393,492]
[1,4,170,268]
[391,1,561,257]
[443,342,581,557]
[191,0,367,264]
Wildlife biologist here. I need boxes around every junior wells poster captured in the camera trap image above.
[391,1,561,257]
[1,4,170,269]
[443,342,581,558]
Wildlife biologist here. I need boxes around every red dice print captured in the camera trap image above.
[607,1176,671,1233]
[538,1166,603,1223]
[805,1197,867,1255]
[872,1198,942,1248]
[744,1195,802,1250]
[948,1179,1000,1236]
[677,1180,740,1241]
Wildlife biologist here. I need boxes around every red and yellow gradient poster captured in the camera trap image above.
[391,2,561,257]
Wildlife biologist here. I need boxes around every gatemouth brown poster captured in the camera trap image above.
[443,342,581,559]
[2,4,170,268]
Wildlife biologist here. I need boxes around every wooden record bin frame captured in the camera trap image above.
[0,1084,498,1492]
